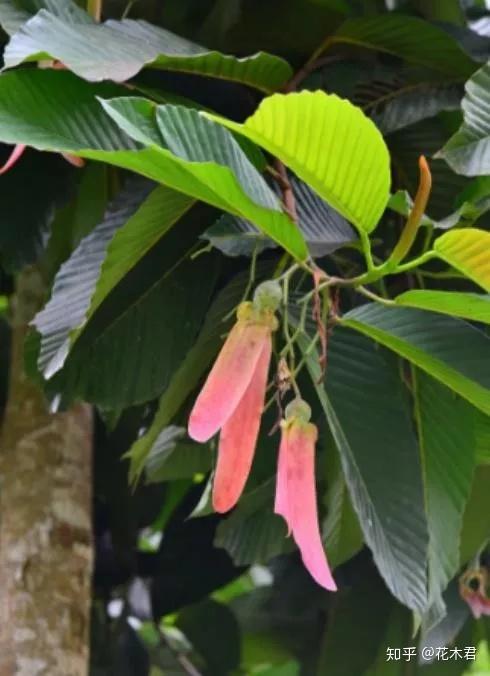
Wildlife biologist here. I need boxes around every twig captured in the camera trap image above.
[273,158,298,223]
[283,55,343,93]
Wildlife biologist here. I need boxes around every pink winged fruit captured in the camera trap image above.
[275,398,337,591]
[188,280,281,513]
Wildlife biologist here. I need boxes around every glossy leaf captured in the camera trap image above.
[342,304,490,415]
[203,174,355,258]
[0,69,135,151]
[0,0,90,36]
[301,328,429,612]
[414,372,476,620]
[332,15,477,78]
[48,251,219,409]
[433,228,490,292]
[395,290,490,325]
[206,90,391,234]
[33,180,174,377]
[0,70,308,260]
[4,11,293,91]
[365,82,462,135]
[440,63,490,176]
[323,445,364,569]
[99,98,308,261]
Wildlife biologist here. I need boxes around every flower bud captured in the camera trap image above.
[253,280,282,313]
[285,398,311,424]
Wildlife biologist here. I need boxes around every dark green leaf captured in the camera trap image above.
[144,426,212,483]
[176,600,241,676]
[301,328,429,612]
[440,63,490,175]
[414,372,476,621]
[0,147,74,271]
[203,174,355,258]
[317,569,393,676]
[33,179,156,376]
[459,465,490,565]
[215,481,292,566]
[342,304,490,416]
[48,244,219,408]
[365,82,462,135]
[323,444,363,569]
[126,268,263,481]
[332,15,477,78]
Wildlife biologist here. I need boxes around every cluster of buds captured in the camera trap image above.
[188,280,337,591]
[460,567,490,618]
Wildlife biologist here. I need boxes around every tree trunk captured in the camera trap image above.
[0,267,93,676]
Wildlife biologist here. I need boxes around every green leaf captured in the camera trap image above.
[203,174,355,258]
[99,97,308,261]
[323,444,363,569]
[439,63,490,175]
[205,90,391,234]
[215,481,292,566]
[0,71,307,260]
[317,569,393,676]
[395,290,490,325]
[144,426,212,483]
[0,147,75,271]
[301,328,429,612]
[33,180,167,376]
[332,15,477,78]
[389,118,470,221]
[364,81,462,135]
[433,228,490,292]
[388,188,490,230]
[47,242,219,409]
[475,409,490,465]
[4,10,293,91]
[176,600,241,676]
[414,372,476,621]
[0,69,134,151]
[459,466,490,565]
[342,304,490,416]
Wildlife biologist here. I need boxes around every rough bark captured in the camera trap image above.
[0,267,93,676]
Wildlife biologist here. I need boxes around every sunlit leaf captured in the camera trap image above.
[395,290,490,324]
[206,90,391,234]
[433,228,490,292]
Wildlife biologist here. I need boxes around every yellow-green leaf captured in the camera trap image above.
[434,228,490,292]
[205,91,391,234]
[395,290,490,325]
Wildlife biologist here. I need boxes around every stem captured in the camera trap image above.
[387,156,432,267]
[274,158,298,223]
[281,273,301,397]
[357,286,395,305]
[359,229,376,272]
[283,55,343,92]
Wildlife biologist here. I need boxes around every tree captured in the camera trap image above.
[0,0,489,674]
